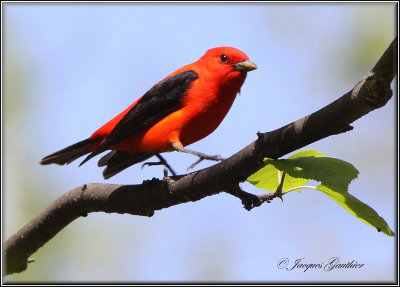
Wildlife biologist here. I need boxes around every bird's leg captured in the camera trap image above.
[141,154,177,176]
[171,142,224,173]
[181,148,224,162]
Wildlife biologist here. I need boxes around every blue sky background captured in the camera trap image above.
[4,2,396,283]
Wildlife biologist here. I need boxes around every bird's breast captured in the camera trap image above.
[178,79,242,147]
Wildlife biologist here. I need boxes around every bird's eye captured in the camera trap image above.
[219,54,228,63]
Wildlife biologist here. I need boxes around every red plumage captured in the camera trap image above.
[40,47,257,178]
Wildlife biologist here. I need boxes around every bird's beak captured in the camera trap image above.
[234,60,257,72]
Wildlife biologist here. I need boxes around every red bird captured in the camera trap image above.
[40,47,257,179]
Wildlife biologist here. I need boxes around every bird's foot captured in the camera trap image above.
[141,154,177,176]
[181,148,224,174]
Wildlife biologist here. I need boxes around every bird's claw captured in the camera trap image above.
[141,154,177,176]
[141,161,162,169]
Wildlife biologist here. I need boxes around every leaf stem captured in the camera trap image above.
[277,170,282,185]
[283,185,317,194]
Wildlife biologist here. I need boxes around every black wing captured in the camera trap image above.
[80,70,198,165]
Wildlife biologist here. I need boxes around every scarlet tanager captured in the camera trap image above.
[40,47,257,179]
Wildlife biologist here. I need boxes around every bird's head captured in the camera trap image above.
[199,46,257,89]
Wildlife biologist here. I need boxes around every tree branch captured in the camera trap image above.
[5,37,397,275]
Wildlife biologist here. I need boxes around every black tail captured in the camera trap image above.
[98,151,154,179]
[40,138,99,166]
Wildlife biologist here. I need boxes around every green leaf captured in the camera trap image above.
[247,162,280,191]
[317,184,394,236]
[247,150,359,193]
[287,150,326,159]
[246,150,325,191]
[270,152,359,193]
[247,150,328,192]
[247,150,393,236]
[247,161,310,192]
